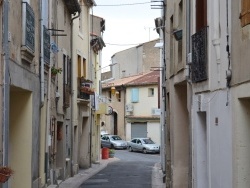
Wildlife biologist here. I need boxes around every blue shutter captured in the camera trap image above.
[131,88,139,103]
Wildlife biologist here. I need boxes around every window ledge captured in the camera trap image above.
[21,46,34,64]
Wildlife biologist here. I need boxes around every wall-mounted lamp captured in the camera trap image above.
[111,86,116,96]
[172,29,183,41]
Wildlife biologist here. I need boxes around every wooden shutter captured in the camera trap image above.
[240,0,250,27]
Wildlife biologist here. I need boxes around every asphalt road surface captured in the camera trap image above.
[80,149,160,188]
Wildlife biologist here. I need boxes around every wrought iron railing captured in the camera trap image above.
[191,27,208,82]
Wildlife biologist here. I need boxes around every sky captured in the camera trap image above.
[92,0,161,72]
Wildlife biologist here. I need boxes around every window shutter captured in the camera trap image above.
[131,88,139,103]
[240,0,250,27]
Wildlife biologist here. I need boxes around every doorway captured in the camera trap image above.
[10,89,32,188]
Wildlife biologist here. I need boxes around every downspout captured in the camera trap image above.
[45,0,52,182]
[40,0,44,107]
[186,0,193,187]
[70,11,80,176]
[89,7,94,167]
[2,1,10,188]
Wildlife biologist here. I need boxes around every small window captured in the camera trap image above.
[148,88,154,97]
[131,88,139,103]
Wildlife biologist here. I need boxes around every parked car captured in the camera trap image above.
[100,130,109,138]
[101,135,127,149]
[127,138,160,154]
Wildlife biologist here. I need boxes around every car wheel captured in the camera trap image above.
[111,144,115,149]
[129,146,133,152]
[143,148,147,154]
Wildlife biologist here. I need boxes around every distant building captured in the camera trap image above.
[101,71,161,144]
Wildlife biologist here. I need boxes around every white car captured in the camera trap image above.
[101,135,127,149]
[127,138,160,154]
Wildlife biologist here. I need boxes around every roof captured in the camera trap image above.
[102,71,160,89]
[126,71,160,86]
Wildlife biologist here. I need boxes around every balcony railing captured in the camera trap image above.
[191,27,208,83]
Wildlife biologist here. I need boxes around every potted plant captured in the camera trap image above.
[51,66,62,76]
[109,149,115,158]
[0,166,14,183]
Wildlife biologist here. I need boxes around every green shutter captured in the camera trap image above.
[131,88,139,103]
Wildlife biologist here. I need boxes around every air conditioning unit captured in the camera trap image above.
[151,108,161,116]
[126,104,133,112]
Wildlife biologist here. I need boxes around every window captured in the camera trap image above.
[77,55,81,77]
[240,0,250,27]
[170,16,174,75]
[132,139,137,143]
[178,1,183,63]
[63,55,71,108]
[148,88,154,97]
[131,88,139,103]
[77,56,86,78]
[22,1,35,52]
[196,0,207,32]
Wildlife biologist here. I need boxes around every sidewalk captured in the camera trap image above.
[56,158,166,188]
[58,157,119,188]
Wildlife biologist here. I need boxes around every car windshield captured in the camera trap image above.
[142,139,155,144]
[111,136,122,140]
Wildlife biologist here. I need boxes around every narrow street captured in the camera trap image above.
[80,150,160,188]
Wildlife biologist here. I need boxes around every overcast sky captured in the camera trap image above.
[92,0,161,71]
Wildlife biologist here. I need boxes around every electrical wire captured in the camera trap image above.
[105,42,140,46]
[94,2,152,6]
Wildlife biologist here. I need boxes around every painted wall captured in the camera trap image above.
[231,1,250,187]
[231,82,250,188]
[126,86,158,116]
[193,90,232,188]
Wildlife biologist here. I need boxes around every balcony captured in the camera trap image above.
[78,77,94,100]
[191,27,208,83]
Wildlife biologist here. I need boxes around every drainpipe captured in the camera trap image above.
[40,0,44,107]
[186,0,193,187]
[70,11,80,176]
[2,0,9,188]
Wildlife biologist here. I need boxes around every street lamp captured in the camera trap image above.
[172,29,183,41]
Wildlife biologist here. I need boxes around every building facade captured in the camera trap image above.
[0,0,106,187]
[162,0,241,187]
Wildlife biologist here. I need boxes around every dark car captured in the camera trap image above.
[101,135,127,149]
[127,138,160,154]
